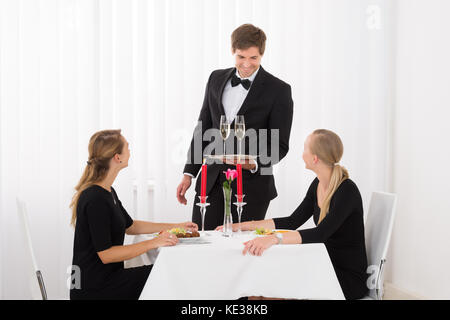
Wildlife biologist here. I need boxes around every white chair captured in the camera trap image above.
[363,191,397,300]
[16,198,48,300]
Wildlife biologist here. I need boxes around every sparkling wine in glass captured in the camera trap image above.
[220,115,230,157]
[235,115,245,162]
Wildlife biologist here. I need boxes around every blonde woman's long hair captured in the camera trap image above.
[310,129,349,224]
[70,129,124,227]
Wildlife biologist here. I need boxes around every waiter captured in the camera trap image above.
[176,24,294,230]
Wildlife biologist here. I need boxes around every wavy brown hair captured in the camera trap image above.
[70,129,124,227]
[231,24,267,55]
[310,129,349,224]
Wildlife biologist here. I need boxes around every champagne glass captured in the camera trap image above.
[220,115,231,158]
[234,115,245,163]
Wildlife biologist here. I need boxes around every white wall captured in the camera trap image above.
[387,0,450,299]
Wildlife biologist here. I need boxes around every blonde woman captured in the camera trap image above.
[70,129,197,300]
[218,129,368,299]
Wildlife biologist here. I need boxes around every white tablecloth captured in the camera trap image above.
[134,231,344,300]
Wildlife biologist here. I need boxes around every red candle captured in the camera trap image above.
[237,163,243,202]
[200,163,207,203]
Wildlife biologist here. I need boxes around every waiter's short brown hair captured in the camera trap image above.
[231,24,267,55]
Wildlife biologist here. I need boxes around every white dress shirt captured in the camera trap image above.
[222,67,260,124]
[184,68,260,178]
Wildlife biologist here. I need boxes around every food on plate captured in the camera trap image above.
[255,228,274,235]
[254,228,290,235]
[167,227,200,238]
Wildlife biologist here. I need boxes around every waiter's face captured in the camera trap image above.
[233,46,262,78]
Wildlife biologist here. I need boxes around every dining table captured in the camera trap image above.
[130,231,345,300]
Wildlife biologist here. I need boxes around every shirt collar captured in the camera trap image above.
[235,66,260,82]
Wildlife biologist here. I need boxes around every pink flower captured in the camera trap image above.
[223,169,238,181]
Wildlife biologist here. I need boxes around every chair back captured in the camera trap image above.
[16,198,48,300]
[365,192,397,300]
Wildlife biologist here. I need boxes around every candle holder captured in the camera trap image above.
[233,194,247,234]
[196,196,210,236]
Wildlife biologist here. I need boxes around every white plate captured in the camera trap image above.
[177,236,206,243]
[148,233,208,244]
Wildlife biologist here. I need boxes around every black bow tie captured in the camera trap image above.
[231,74,251,90]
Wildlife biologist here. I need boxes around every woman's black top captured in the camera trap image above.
[273,178,368,300]
[70,185,151,300]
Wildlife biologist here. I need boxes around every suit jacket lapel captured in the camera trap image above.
[234,66,267,119]
[217,68,235,117]
[216,66,267,124]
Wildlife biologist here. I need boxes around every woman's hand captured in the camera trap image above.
[178,221,198,232]
[215,221,255,232]
[242,236,278,256]
[151,231,178,248]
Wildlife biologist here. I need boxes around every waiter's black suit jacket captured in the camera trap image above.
[183,66,294,202]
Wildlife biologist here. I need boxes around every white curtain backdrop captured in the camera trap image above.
[0,0,394,299]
